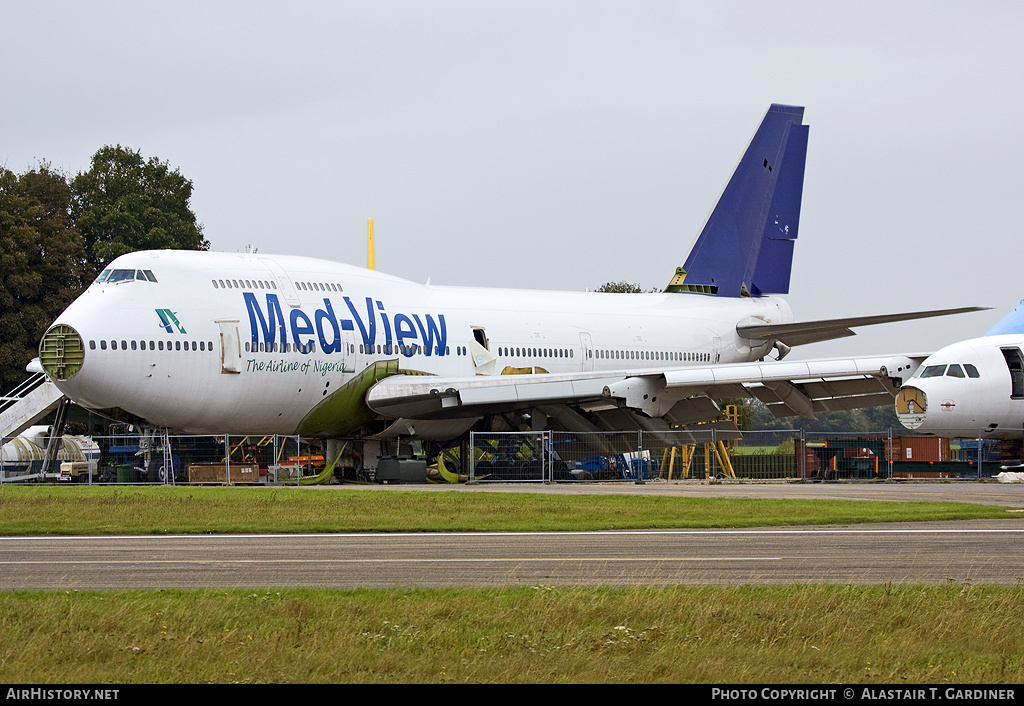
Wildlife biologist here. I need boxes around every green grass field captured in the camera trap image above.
[0,485,1014,535]
[2,585,1021,683]
[1,485,1021,683]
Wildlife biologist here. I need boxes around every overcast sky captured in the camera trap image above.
[4,1,1022,359]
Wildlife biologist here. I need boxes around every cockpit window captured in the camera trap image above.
[965,363,981,378]
[919,365,947,378]
[94,268,157,284]
[106,269,135,283]
[946,364,965,378]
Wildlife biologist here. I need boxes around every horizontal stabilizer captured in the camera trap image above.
[737,307,989,347]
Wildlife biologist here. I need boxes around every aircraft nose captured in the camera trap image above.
[895,385,927,430]
[39,324,85,381]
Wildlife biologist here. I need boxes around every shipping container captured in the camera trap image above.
[886,436,950,463]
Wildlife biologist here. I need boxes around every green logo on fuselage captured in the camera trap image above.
[156,309,187,334]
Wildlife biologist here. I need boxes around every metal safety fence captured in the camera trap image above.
[0,427,1001,484]
[0,430,327,485]
[468,428,996,483]
[467,429,799,483]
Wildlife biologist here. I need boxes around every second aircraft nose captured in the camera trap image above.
[895,386,927,430]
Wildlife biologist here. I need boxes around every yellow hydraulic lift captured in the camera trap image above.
[228,435,274,463]
[664,441,734,479]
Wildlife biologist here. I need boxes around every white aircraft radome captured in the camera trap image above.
[36,105,984,475]
[896,302,1024,440]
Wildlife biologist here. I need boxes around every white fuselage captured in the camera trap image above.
[895,334,1024,439]
[47,250,792,435]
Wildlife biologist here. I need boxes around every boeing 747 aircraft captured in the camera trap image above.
[35,105,982,476]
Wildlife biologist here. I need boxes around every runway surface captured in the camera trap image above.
[4,482,1024,590]
[4,519,1024,589]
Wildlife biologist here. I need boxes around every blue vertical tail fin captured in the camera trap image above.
[985,300,1024,336]
[666,104,808,297]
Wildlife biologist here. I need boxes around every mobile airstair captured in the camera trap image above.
[0,373,69,480]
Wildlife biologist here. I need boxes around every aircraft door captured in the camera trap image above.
[258,257,301,307]
[216,319,242,374]
[469,327,496,375]
[342,330,355,375]
[1001,347,1024,399]
[579,332,594,371]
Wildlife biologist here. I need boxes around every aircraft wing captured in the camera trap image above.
[737,307,990,347]
[365,354,927,436]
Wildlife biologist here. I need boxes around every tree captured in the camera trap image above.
[0,166,89,391]
[71,145,209,275]
[739,397,903,434]
[0,146,209,391]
